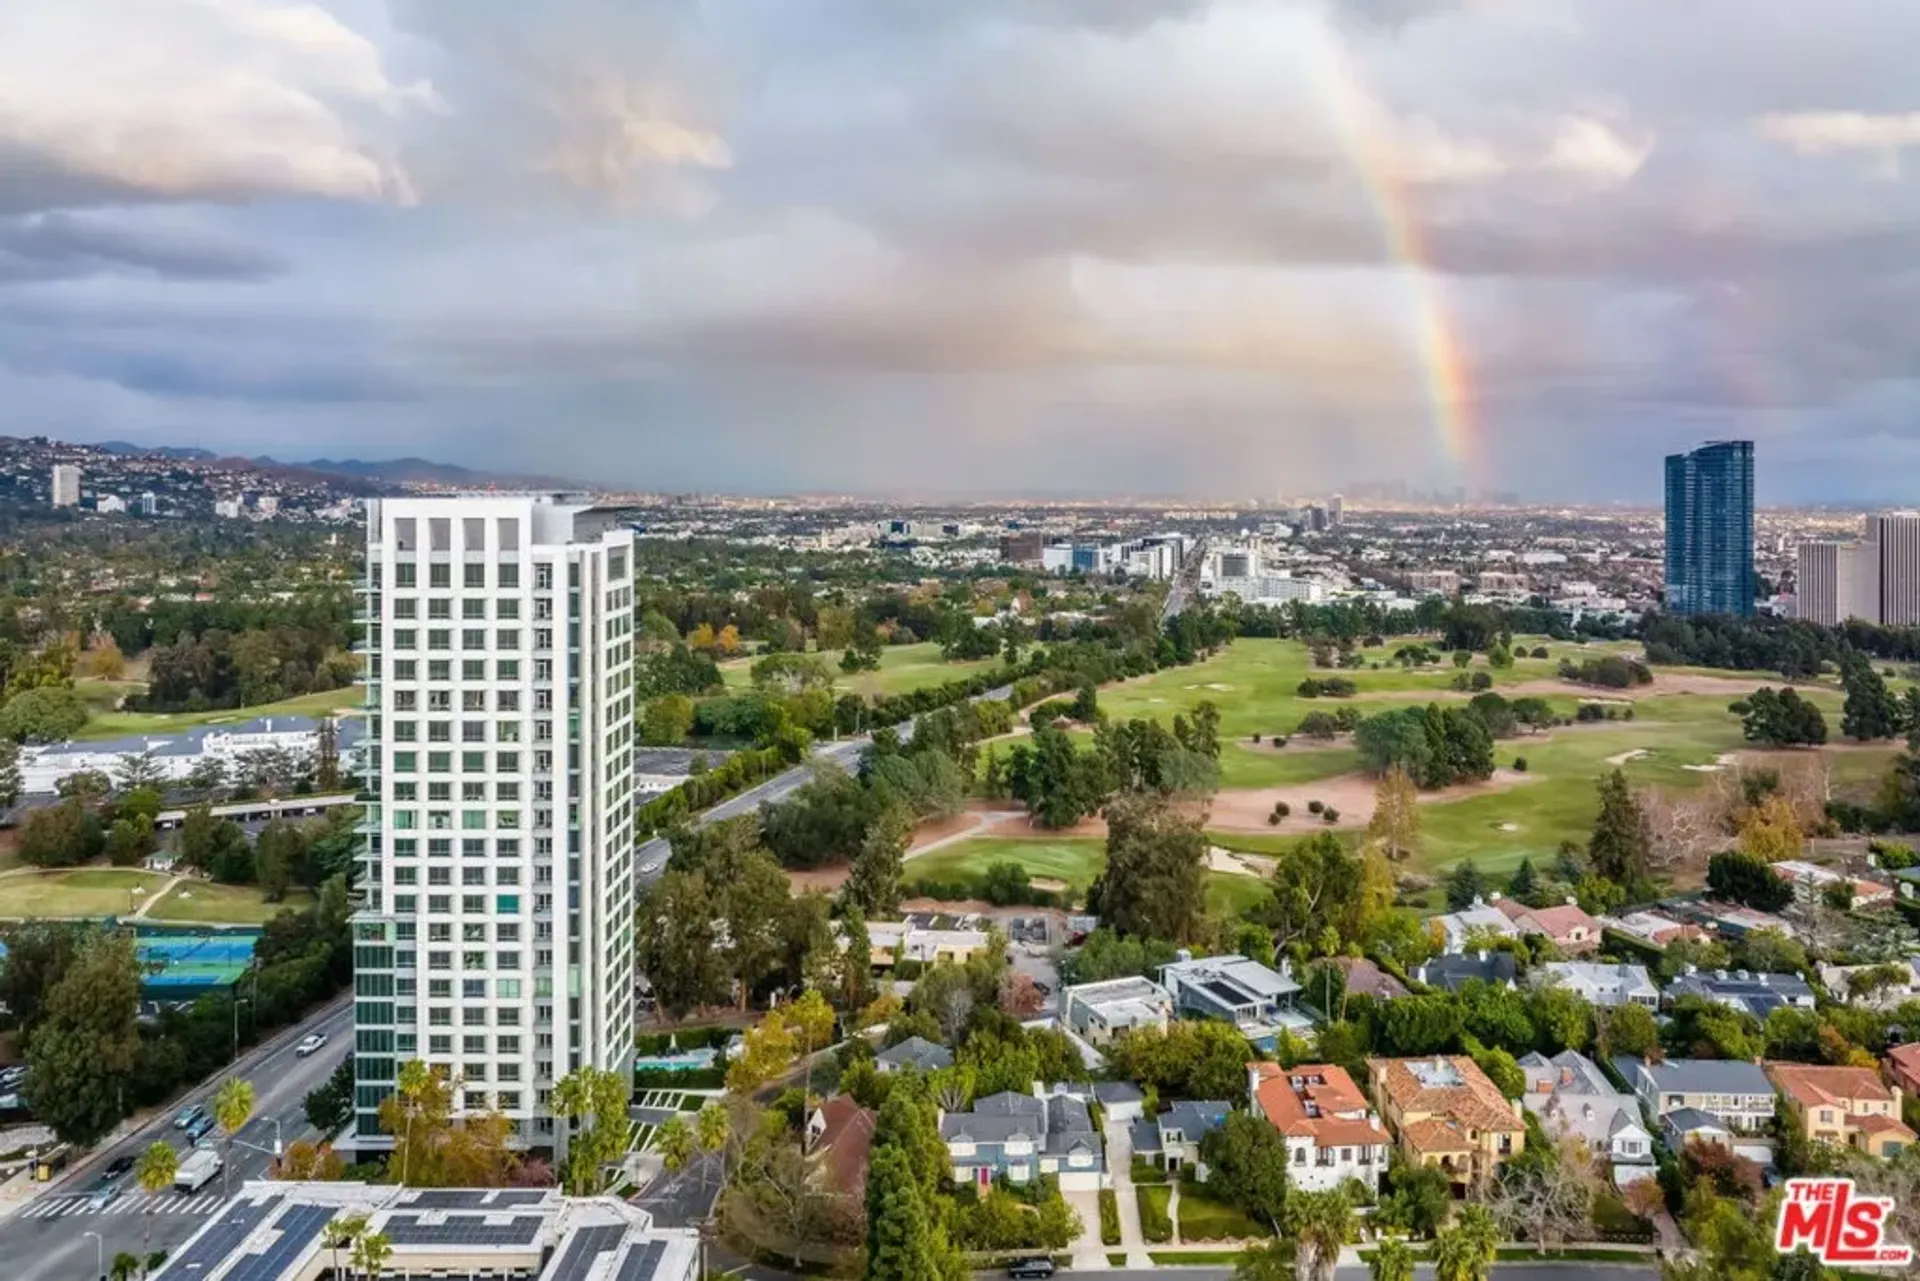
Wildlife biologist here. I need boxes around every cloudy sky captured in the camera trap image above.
[4,0,1919,501]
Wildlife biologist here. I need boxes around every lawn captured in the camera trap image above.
[0,868,174,918]
[73,683,363,741]
[145,881,313,925]
[904,834,1267,915]
[719,642,1004,698]
[1136,1184,1173,1244]
[1176,1184,1273,1241]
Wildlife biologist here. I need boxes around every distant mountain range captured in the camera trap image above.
[93,441,584,490]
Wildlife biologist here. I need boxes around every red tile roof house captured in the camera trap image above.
[1886,1043,1920,1098]
[806,1097,877,1197]
[1498,898,1602,955]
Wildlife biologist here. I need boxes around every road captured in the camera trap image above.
[5,999,353,1281]
[1075,1266,1654,1281]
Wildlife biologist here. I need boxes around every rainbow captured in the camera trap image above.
[1309,27,1478,487]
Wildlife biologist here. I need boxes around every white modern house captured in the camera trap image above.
[1060,976,1174,1046]
[1157,953,1315,1045]
[1432,896,1521,954]
[352,496,640,1149]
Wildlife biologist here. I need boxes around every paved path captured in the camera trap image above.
[1097,1117,1151,1269]
[128,873,187,918]
[904,809,1027,861]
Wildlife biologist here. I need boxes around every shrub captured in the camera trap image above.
[1307,799,1324,815]
[1271,801,1291,820]
[1272,736,1288,748]
[1099,1190,1121,1246]
[1321,807,1340,824]
[1513,757,1528,772]
[1531,647,1549,659]
[1138,1185,1173,1243]
[1250,733,1262,744]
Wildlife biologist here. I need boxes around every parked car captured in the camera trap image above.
[1007,1261,1056,1280]
[173,1105,205,1131]
[295,1033,328,1058]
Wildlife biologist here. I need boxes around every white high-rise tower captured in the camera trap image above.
[352,496,638,1148]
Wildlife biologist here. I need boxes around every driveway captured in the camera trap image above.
[1095,1117,1150,1269]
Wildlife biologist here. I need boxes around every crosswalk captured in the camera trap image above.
[19,1192,226,1220]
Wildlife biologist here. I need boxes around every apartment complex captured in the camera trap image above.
[1796,513,1920,625]
[50,463,80,508]
[352,496,639,1148]
[1664,440,1754,617]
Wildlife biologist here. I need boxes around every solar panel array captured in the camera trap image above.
[614,1240,670,1281]
[401,1189,550,1210]
[153,1196,284,1278]
[384,1212,547,1246]
[225,1204,337,1281]
[544,1224,626,1281]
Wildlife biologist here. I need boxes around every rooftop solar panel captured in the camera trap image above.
[544,1224,626,1281]
[153,1196,284,1279]
[384,1212,548,1246]
[400,1188,550,1210]
[614,1240,668,1281]
[225,1204,336,1281]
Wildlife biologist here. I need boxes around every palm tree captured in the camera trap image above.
[1286,1188,1356,1281]
[350,1229,393,1280]
[323,1213,368,1278]
[1433,1205,1500,1281]
[1367,1235,1417,1281]
[694,1102,730,1195]
[109,1251,141,1281]
[212,1077,256,1198]
[394,1059,432,1186]
[656,1115,694,1172]
[133,1141,178,1252]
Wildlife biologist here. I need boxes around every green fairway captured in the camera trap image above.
[719,642,1003,698]
[73,683,362,741]
[903,833,1267,916]
[0,868,174,918]
[145,881,313,925]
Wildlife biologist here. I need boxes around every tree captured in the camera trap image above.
[657,1114,695,1171]
[1089,792,1209,942]
[1737,794,1804,868]
[727,1009,800,1094]
[322,1214,368,1280]
[1587,769,1650,886]
[1733,687,1828,747]
[0,738,19,808]
[1105,1020,1252,1101]
[378,1059,517,1188]
[844,803,909,917]
[1841,652,1902,741]
[1199,1111,1291,1230]
[134,1140,178,1250]
[1365,768,1423,863]
[1707,850,1795,913]
[1445,858,1486,912]
[19,797,104,868]
[1288,1188,1356,1281]
[1506,857,1539,904]
[864,1145,953,1281]
[1261,832,1385,956]
[1007,723,1112,829]
[640,694,696,746]
[214,1076,256,1197]
[254,821,305,902]
[0,685,88,743]
[1368,1236,1417,1281]
[635,870,727,1016]
[0,921,84,1032]
[350,1231,393,1281]
[1596,1002,1660,1060]
[1432,1204,1499,1281]
[105,814,156,867]
[274,1138,347,1181]
[553,1065,631,1195]
[22,930,141,1145]
[1488,1132,1601,1253]
[1230,1239,1295,1281]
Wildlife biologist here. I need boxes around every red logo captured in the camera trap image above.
[1775,1178,1913,1268]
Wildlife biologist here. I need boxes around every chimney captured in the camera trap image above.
[1471,895,1485,908]
[1564,895,1579,907]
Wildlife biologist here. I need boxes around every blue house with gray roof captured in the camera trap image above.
[940,1090,1106,1191]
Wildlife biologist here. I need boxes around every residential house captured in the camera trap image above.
[1532,962,1660,1009]
[1616,1056,1777,1141]
[1498,898,1602,955]
[1157,954,1315,1043]
[1665,968,1817,1020]
[1368,1056,1527,1190]
[876,1035,954,1075]
[1770,860,1896,909]
[1061,976,1174,1047]
[1704,905,1802,942]
[1128,1101,1231,1175]
[864,920,993,967]
[1413,951,1519,993]
[1601,910,1705,948]
[1662,1107,1734,1152]
[1432,897,1521,954]
[939,1090,1105,1191]
[1330,957,1410,1001]
[1886,1043,1920,1097]
[1249,1062,1392,1193]
[805,1097,876,1196]
[1819,959,1920,1009]
[1517,1051,1655,1185]
[1090,1082,1146,1123]
[1767,1063,1915,1158]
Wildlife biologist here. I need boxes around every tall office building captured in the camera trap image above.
[1796,540,1880,626]
[50,464,80,508]
[1868,514,1920,626]
[1664,440,1754,616]
[353,496,638,1150]
[1328,494,1344,528]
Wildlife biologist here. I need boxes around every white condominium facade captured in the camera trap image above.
[50,463,80,507]
[352,496,639,1147]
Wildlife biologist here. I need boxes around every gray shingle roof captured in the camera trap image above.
[877,1035,953,1072]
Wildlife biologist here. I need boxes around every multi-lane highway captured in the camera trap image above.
[6,999,352,1281]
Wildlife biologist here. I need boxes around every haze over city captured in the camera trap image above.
[6,0,1920,501]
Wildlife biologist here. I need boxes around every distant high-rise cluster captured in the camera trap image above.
[1664,440,1755,617]
[49,463,80,508]
[1797,514,1920,626]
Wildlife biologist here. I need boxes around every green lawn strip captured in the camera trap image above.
[75,684,362,741]
[720,641,1001,697]
[0,868,173,918]
[1136,1184,1173,1244]
[904,834,1262,916]
[1175,1185,1273,1241]
[1106,1254,1127,1267]
[145,882,313,925]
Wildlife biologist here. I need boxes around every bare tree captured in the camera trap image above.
[1487,1135,1605,1254]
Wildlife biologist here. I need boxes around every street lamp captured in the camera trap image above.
[269,1116,283,1157]
[230,995,252,1062]
[83,1229,102,1281]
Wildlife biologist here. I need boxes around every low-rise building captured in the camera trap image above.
[150,1183,698,1281]
[1330,957,1410,1001]
[1157,953,1314,1043]
[1061,976,1174,1046]
[1517,1051,1655,1185]
[864,920,993,966]
[1617,1056,1777,1137]
[1368,1056,1526,1190]
[806,1096,877,1196]
[1413,951,1518,993]
[1600,911,1704,948]
[1665,968,1816,1020]
[1767,1063,1915,1158]
[1886,1043,1920,1097]
[1249,1062,1391,1193]
[1532,962,1659,1009]
[1704,905,1802,942]
[1432,897,1521,954]
[939,1090,1105,1191]
[1819,959,1920,1009]
[1128,1101,1231,1176]
[1497,899,1602,955]
[1770,860,1896,909]
[875,1035,953,1075]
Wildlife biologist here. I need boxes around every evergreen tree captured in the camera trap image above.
[844,804,909,918]
[1587,769,1650,886]
[314,716,341,791]
[1841,653,1902,741]
[865,1147,949,1281]
[1445,859,1486,912]
[22,930,141,1145]
[1089,792,1208,942]
[1506,856,1539,904]
[1904,687,1920,753]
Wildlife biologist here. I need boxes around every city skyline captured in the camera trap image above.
[10,3,1920,500]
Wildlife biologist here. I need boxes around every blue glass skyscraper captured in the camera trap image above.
[1664,440,1755,616]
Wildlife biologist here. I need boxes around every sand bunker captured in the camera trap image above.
[1606,749,1650,766]
[1207,847,1273,878]
[1208,768,1541,832]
